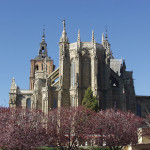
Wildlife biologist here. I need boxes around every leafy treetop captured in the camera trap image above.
[82,87,99,112]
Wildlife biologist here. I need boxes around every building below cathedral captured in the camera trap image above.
[9,21,150,117]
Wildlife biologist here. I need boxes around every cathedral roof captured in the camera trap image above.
[32,55,51,61]
[110,59,122,76]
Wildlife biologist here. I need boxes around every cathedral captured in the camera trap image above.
[9,21,150,117]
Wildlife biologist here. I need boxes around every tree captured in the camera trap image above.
[141,113,150,140]
[92,109,143,150]
[0,107,12,150]
[46,106,95,150]
[82,87,99,111]
[0,107,47,150]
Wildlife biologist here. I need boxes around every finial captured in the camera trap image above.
[123,59,126,71]
[60,19,68,42]
[42,25,45,41]
[62,20,66,31]
[92,30,95,43]
[77,29,80,42]
[105,25,108,40]
[11,77,17,90]
[12,77,16,84]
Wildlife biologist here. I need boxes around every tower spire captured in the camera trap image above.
[63,20,66,32]
[60,20,68,42]
[105,26,108,40]
[42,25,45,41]
[10,77,17,90]
[39,27,48,56]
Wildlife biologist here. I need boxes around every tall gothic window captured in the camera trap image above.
[81,57,91,88]
[71,59,76,88]
[26,98,31,108]
[53,98,57,108]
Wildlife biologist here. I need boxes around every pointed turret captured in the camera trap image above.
[10,78,17,93]
[58,20,70,107]
[102,27,111,52]
[120,59,126,75]
[9,77,17,107]
[102,27,113,61]
[60,20,68,43]
[10,77,17,93]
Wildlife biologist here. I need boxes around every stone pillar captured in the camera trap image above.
[91,31,98,96]
[91,53,98,96]
[75,52,80,106]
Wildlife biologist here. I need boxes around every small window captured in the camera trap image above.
[42,46,45,52]
[26,98,31,108]
[42,64,43,70]
[35,65,38,70]
[137,104,141,117]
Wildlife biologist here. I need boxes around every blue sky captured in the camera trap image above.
[0,0,150,107]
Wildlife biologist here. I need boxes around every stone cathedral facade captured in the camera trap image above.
[9,21,150,117]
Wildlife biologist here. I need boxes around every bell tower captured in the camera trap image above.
[29,32,55,90]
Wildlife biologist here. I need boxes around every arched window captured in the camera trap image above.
[70,59,76,88]
[35,65,39,71]
[81,57,91,87]
[42,46,45,53]
[26,98,31,108]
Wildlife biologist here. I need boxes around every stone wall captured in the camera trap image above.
[136,96,150,117]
